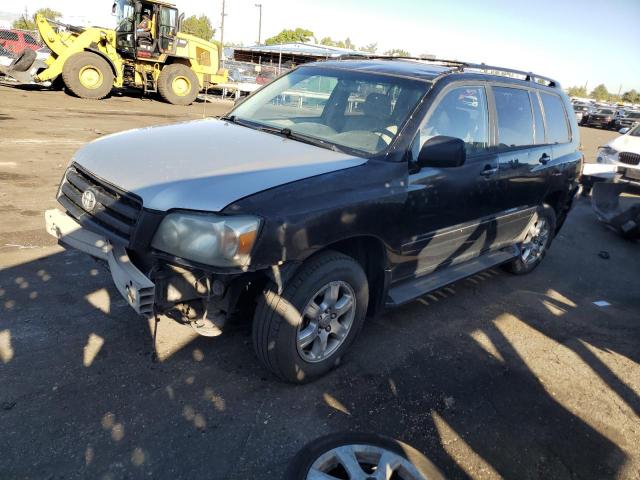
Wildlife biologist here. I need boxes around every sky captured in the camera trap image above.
[3,0,639,92]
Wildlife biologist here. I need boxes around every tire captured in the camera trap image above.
[157,63,200,106]
[503,204,557,275]
[10,48,37,72]
[253,251,368,383]
[284,432,445,480]
[62,52,114,100]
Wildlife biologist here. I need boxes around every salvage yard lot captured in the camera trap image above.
[1,85,639,479]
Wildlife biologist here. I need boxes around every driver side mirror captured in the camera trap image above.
[619,127,630,135]
[417,136,466,168]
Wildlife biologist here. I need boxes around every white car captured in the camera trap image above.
[597,123,640,185]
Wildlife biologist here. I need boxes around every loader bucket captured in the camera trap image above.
[591,182,640,240]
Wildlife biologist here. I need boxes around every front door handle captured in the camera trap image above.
[539,153,551,165]
[480,165,498,176]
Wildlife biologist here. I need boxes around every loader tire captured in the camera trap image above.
[10,49,37,72]
[158,64,200,106]
[62,52,114,100]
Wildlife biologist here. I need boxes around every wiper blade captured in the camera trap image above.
[279,128,340,152]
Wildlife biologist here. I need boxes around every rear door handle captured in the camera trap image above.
[539,153,551,165]
[480,165,498,176]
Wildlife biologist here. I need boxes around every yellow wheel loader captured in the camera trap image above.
[0,0,227,105]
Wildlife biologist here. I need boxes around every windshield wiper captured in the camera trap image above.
[221,117,345,153]
[280,128,341,152]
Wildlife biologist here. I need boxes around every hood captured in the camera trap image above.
[609,133,640,155]
[72,118,366,212]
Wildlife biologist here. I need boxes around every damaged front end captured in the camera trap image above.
[591,182,640,240]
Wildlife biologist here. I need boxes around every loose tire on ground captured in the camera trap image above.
[62,51,114,100]
[503,204,557,275]
[252,250,369,383]
[157,63,200,106]
[10,48,37,72]
[284,432,445,480]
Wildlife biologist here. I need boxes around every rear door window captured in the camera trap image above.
[0,31,19,41]
[540,92,570,144]
[530,91,546,144]
[493,86,534,149]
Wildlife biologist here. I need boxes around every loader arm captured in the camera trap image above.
[34,13,124,87]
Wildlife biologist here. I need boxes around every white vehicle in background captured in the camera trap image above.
[597,124,640,185]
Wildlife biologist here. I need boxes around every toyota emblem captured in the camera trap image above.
[81,189,97,212]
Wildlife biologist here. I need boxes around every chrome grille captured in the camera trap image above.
[57,165,142,245]
[619,152,640,166]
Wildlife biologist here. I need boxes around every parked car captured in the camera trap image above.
[596,123,640,185]
[573,103,591,123]
[582,107,618,129]
[45,59,582,383]
[0,29,41,55]
[613,110,640,130]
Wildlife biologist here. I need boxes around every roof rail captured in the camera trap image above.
[336,54,560,88]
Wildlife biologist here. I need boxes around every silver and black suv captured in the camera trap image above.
[46,58,582,383]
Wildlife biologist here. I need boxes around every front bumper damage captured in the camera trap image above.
[45,209,155,317]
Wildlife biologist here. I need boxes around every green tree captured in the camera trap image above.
[265,28,314,45]
[343,37,355,50]
[590,84,609,101]
[362,43,377,53]
[622,89,640,104]
[319,37,338,47]
[181,14,215,42]
[566,86,588,98]
[12,7,61,30]
[384,48,410,57]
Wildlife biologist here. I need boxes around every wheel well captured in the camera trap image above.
[322,236,388,317]
[83,49,117,77]
[543,190,566,216]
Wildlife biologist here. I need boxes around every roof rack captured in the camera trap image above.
[337,54,560,88]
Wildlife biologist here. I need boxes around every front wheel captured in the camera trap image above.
[62,52,114,100]
[503,205,556,275]
[252,251,369,383]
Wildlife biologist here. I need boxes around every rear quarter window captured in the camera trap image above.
[24,34,39,45]
[540,92,570,144]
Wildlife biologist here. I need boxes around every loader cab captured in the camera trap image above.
[113,0,179,59]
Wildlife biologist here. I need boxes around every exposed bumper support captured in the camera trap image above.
[45,209,155,317]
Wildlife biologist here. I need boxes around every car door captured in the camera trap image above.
[394,83,502,282]
[490,85,549,247]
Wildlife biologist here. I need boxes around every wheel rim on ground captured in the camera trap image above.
[172,76,191,97]
[78,65,104,89]
[307,444,425,480]
[296,281,356,363]
[521,216,550,264]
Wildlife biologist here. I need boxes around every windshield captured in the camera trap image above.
[597,109,615,115]
[573,105,588,111]
[625,112,640,119]
[230,66,430,155]
[114,0,135,32]
[630,124,640,136]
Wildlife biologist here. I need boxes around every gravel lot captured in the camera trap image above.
[1,85,639,479]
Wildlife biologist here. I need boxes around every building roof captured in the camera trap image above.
[233,42,367,58]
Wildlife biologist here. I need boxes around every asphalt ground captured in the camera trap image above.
[1,85,639,479]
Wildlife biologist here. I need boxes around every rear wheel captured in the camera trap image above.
[62,52,114,100]
[252,251,369,383]
[504,205,556,275]
[157,64,200,106]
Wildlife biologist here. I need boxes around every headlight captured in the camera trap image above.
[596,146,618,163]
[151,212,260,267]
